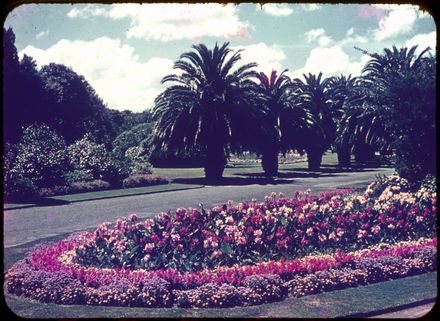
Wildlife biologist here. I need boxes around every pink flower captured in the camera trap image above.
[336,227,345,237]
[246,226,254,235]
[301,239,309,247]
[306,227,314,236]
[416,216,424,222]
[371,225,381,234]
[357,229,367,239]
[318,234,327,242]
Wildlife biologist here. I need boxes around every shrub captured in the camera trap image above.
[69,180,111,193]
[124,146,152,175]
[363,174,410,198]
[122,174,169,188]
[64,169,94,185]
[419,174,436,193]
[5,177,39,200]
[11,124,68,189]
[39,185,70,197]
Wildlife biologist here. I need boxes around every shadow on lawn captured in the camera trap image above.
[4,197,70,206]
[173,176,294,186]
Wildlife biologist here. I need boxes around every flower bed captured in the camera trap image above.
[4,175,437,308]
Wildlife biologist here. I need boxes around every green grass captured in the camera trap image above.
[48,183,204,202]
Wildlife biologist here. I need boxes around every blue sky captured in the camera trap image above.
[4,3,436,112]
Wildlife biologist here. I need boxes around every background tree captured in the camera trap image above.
[256,69,311,176]
[152,42,265,180]
[294,73,337,170]
[361,45,436,182]
[329,74,365,166]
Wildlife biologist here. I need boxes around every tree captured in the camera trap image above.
[39,63,116,145]
[256,69,311,176]
[3,28,21,142]
[152,42,266,180]
[329,74,366,166]
[112,122,153,160]
[360,45,436,182]
[294,73,337,170]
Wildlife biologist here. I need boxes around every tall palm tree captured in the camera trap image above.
[294,72,336,170]
[255,69,310,176]
[328,74,366,166]
[152,42,266,181]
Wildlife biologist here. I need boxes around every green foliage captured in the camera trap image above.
[11,124,68,189]
[361,46,436,183]
[124,146,152,175]
[63,169,94,185]
[112,122,153,160]
[67,134,129,186]
[152,42,266,180]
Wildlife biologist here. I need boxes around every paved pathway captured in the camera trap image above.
[3,166,393,248]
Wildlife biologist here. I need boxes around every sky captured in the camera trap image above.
[4,2,436,112]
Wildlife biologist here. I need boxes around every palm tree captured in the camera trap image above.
[294,72,336,170]
[255,70,310,176]
[152,42,266,181]
[357,45,435,179]
[328,74,365,166]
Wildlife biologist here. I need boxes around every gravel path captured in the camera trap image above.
[3,166,393,248]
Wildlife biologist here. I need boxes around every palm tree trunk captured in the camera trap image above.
[306,148,323,171]
[262,147,279,177]
[354,143,375,163]
[204,143,226,181]
[336,146,351,167]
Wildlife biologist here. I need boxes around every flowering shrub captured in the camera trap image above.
[122,174,169,188]
[69,180,111,193]
[75,181,436,272]
[9,124,68,189]
[124,146,152,175]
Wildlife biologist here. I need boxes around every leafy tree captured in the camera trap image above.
[39,63,117,145]
[360,45,436,182]
[256,69,311,176]
[124,146,152,174]
[152,42,266,180]
[294,73,337,170]
[3,28,21,143]
[11,124,68,188]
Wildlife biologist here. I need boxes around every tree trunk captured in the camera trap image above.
[354,143,376,163]
[336,146,351,167]
[262,147,279,177]
[307,148,323,171]
[204,144,226,181]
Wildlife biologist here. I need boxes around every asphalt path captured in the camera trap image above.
[3,166,394,248]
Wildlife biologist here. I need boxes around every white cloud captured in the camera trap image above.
[405,31,436,53]
[232,42,286,75]
[67,3,251,42]
[373,5,418,41]
[300,4,321,12]
[291,45,370,78]
[304,28,333,47]
[259,3,294,16]
[340,28,369,46]
[36,30,48,39]
[19,37,174,112]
